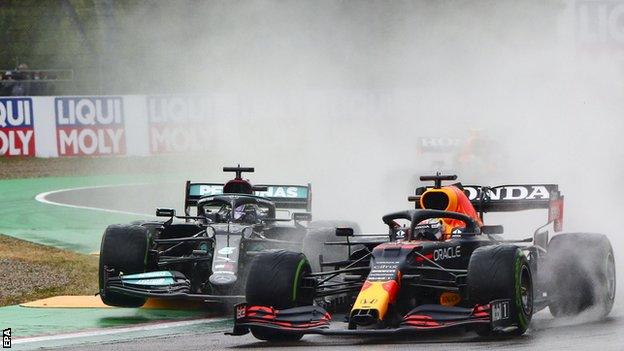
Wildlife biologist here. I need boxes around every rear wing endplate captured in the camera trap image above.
[414,184,564,231]
[184,182,312,215]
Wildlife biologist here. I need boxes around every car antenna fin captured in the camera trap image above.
[419,172,457,189]
[223,165,255,180]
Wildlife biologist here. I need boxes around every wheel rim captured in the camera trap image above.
[520,265,533,315]
[606,252,616,301]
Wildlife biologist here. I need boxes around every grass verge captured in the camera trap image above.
[0,234,98,306]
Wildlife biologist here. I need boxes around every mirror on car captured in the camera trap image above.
[335,227,354,237]
[482,225,504,235]
[156,208,176,217]
[292,212,312,221]
[242,227,254,239]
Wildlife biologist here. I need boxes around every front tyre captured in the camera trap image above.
[467,245,533,336]
[99,224,150,307]
[246,250,312,309]
[245,250,312,342]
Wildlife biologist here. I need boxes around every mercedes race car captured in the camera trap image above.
[230,174,616,341]
[99,166,325,307]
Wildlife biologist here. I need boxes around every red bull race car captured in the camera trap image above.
[229,174,616,341]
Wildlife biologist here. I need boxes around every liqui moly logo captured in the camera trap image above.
[55,97,126,156]
[0,98,35,156]
[147,96,211,154]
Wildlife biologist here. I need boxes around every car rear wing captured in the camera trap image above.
[184,181,312,215]
[413,184,564,231]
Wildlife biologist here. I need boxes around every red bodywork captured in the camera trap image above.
[231,302,494,335]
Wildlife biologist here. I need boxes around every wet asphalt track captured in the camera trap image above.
[38,184,624,350]
[44,182,182,216]
[39,309,624,351]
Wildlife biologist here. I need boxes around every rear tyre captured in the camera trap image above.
[468,245,533,336]
[245,250,312,342]
[546,233,615,319]
[99,224,150,307]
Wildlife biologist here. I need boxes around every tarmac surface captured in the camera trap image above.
[44,182,182,217]
[18,182,624,350]
[32,309,624,351]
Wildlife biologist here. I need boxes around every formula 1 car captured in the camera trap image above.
[99,166,345,307]
[230,174,616,340]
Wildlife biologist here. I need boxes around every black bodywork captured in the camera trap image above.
[100,166,313,304]
[231,174,565,336]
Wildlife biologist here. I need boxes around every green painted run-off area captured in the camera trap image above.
[0,175,226,343]
[0,175,157,253]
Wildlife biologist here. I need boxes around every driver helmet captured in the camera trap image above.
[216,204,232,221]
[413,218,444,241]
[233,204,257,221]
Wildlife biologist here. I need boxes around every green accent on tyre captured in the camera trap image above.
[292,258,307,302]
[144,230,150,267]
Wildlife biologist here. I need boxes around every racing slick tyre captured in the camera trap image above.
[130,220,163,237]
[245,250,312,341]
[467,245,533,336]
[303,220,361,272]
[545,233,616,319]
[99,224,150,307]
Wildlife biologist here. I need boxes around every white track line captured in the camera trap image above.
[35,184,156,217]
[28,183,226,345]
[12,318,228,345]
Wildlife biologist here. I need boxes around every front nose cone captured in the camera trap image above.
[209,273,237,286]
[350,309,379,326]
[350,280,399,324]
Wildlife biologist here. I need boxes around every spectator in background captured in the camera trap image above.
[9,74,25,96]
[30,70,42,95]
[40,71,55,95]
[12,63,30,96]
[1,71,15,96]
[0,65,61,96]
